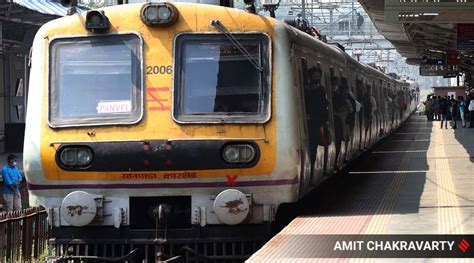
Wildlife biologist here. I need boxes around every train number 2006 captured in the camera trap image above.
[146,65,173,75]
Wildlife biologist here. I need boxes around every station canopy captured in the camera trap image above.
[360,0,474,82]
[0,0,87,26]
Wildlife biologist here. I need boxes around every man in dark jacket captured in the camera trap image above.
[450,97,459,129]
[439,97,449,129]
[305,66,329,173]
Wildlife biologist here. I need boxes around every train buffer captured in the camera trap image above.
[248,115,474,261]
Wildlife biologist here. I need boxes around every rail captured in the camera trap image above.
[0,207,48,262]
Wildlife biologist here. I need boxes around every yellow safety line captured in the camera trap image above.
[362,138,414,235]
[434,128,465,235]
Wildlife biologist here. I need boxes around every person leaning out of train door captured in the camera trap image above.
[346,89,360,138]
[397,91,407,119]
[369,91,377,122]
[362,88,373,140]
[305,66,330,168]
[333,83,353,161]
[387,92,397,126]
[2,154,22,211]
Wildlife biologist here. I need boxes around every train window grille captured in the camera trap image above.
[173,33,271,123]
[48,34,143,127]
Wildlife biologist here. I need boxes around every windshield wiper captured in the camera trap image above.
[210,20,263,72]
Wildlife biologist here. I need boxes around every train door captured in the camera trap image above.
[294,55,312,196]
[300,57,327,185]
[362,81,372,149]
[375,81,381,139]
[371,81,377,142]
[336,75,350,169]
[377,80,384,137]
[348,72,359,160]
[329,66,344,171]
[356,77,365,151]
[388,83,396,131]
[381,80,388,136]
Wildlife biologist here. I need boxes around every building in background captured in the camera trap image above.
[0,0,86,153]
[433,86,467,100]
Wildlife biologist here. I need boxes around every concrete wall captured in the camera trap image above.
[0,21,34,153]
[433,87,467,100]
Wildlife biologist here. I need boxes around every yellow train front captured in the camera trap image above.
[24,2,302,260]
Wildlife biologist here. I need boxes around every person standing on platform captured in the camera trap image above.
[451,97,459,129]
[2,154,22,211]
[439,97,449,129]
[468,95,474,128]
[459,96,466,128]
[424,96,432,121]
[433,96,439,121]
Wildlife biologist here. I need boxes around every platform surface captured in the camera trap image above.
[248,115,474,262]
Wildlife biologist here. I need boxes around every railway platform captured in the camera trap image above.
[248,115,473,261]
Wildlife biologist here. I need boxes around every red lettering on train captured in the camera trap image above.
[121,172,197,180]
[121,173,158,179]
[147,87,171,111]
[163,172,197,179]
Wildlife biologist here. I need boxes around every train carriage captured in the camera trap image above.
[23,2,417,260]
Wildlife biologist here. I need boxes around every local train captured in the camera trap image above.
[23,1,418,261]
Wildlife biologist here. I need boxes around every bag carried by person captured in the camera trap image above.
[318,124,333,147]
[469,100,474,111]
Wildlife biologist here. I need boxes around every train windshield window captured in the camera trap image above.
[49,34,142,127]
[174,34,270,123]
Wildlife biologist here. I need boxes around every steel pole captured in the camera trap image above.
[302,0,306,20]
[330,9,333,40]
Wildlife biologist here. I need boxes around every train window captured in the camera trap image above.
[49,34,142,127]
[173,34,270,123]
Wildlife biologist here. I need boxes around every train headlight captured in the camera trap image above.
[59,146,94,168]
[77,149,93,165]
[85,10,110,31]
[141,3,178,26]
[222,144,256,164]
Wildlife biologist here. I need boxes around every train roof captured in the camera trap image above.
[271,17,409,88]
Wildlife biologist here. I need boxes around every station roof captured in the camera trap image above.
[13,0,86,16]
[0,0,85,54]
[0,0,86,26]
[359,0,474,77]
